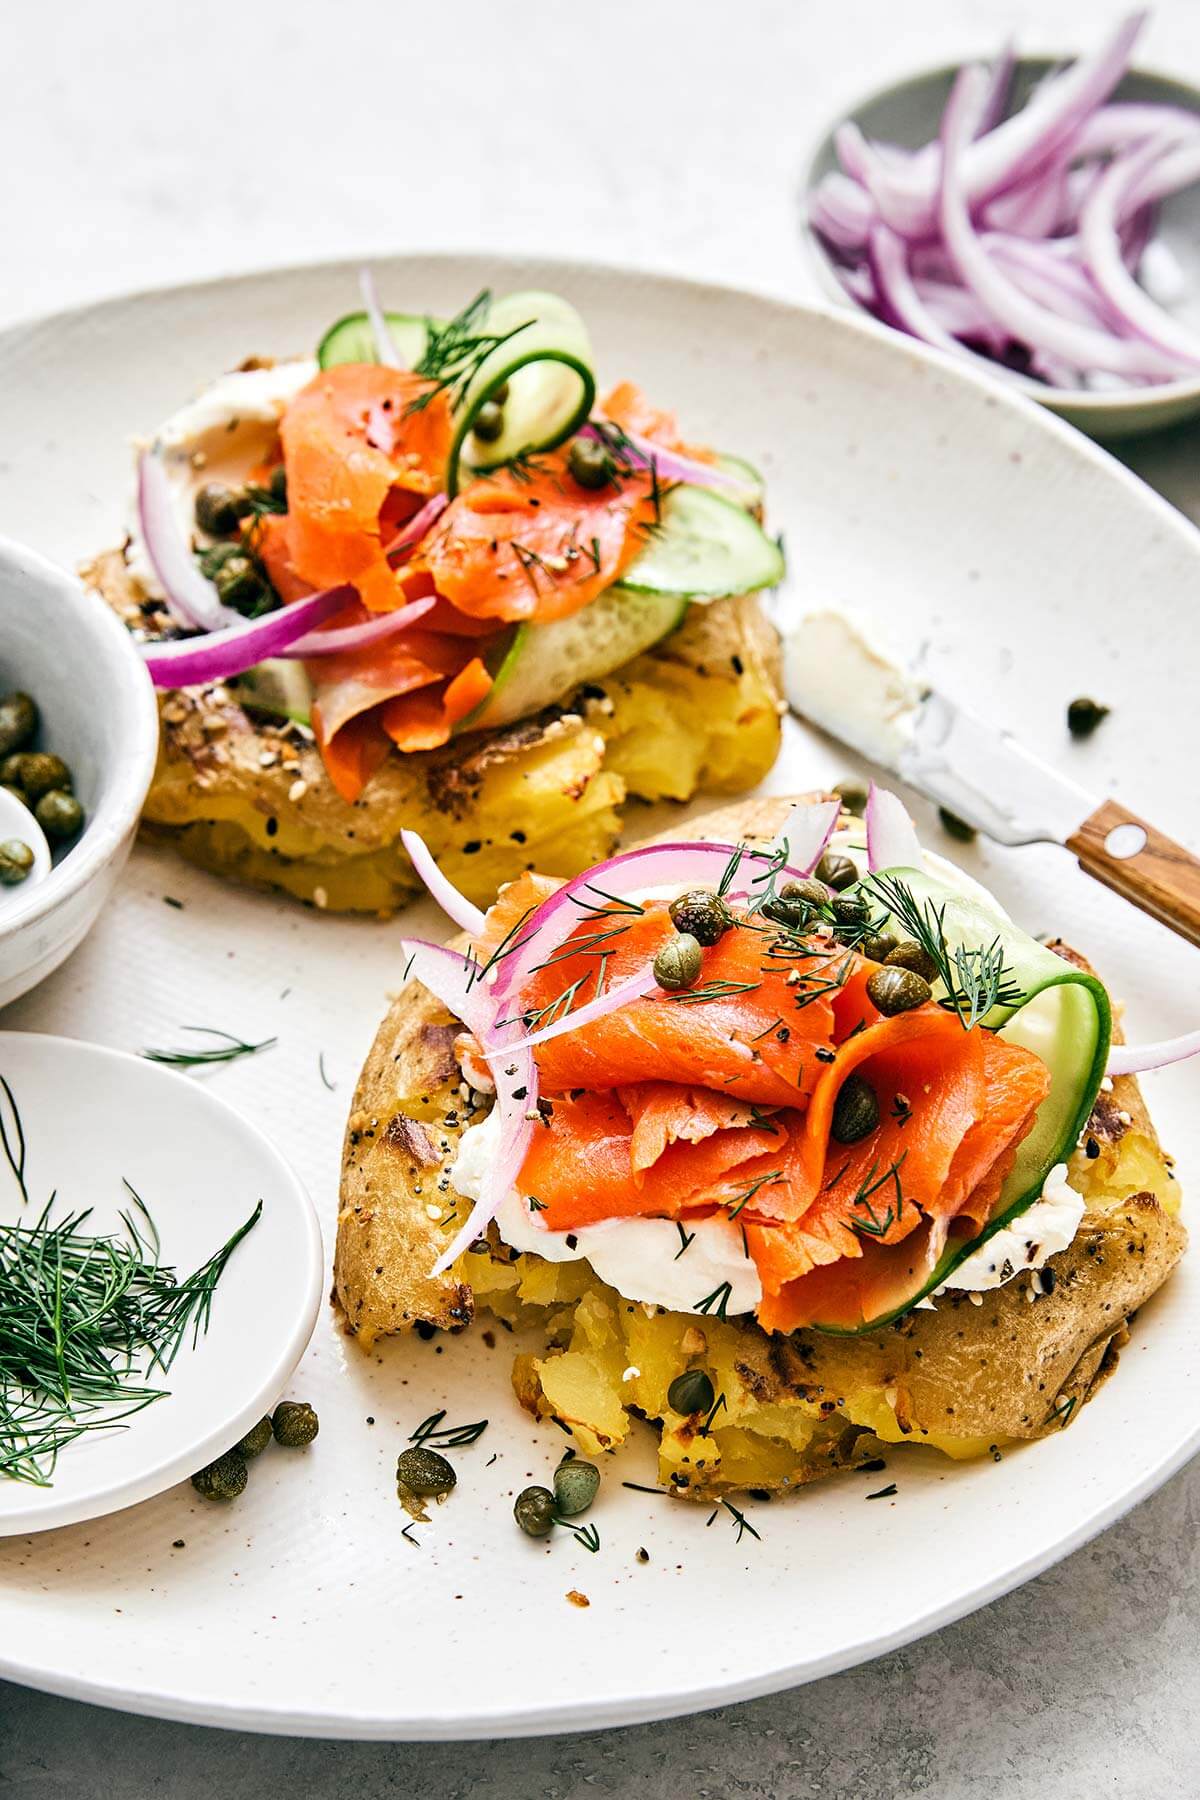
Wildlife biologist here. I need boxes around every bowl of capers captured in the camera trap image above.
[0,537,158,1007]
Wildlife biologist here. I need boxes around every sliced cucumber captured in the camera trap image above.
[232,659,313,725]
[617,485,784,602]
[458,587,687,734]
[449,291,595,494]
[810,865,1110,1335]
[317,311,433,370]
[712,452,765,513]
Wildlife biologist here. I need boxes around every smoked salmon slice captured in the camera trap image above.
[411,447,659,625]
[280,365,453,613]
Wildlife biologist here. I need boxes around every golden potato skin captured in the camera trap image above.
[85,548,781,913]
[336,793,1185,1496]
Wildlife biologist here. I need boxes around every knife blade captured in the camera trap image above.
[784,610,1200,946]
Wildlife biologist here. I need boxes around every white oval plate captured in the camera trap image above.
[0,254,1195,1737]
[0,1032,322,1534]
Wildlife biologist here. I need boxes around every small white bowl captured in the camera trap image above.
[802,61,1200,440]
[0,536,159,1007]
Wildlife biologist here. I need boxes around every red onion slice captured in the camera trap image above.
[1079,133,1200,366]
[399,830,486,935]
[1107,1029,1200,1077]
[395,937,538,1278]
[141,584,355,687]
[359,267,404,369]
[500,966,663,1055]
[858,14,1147,238]
[137,451,241,632]
[579,423,745,496]
[383,492,450,563]
[939,66,1187,381]
[286,595,436,658]
[763,797,841,874]
[865,784,924,872]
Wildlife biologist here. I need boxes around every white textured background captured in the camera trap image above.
[3,0,1200,1794]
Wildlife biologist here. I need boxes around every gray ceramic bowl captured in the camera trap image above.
[803,61,1200,439]
[0,538,159,1007]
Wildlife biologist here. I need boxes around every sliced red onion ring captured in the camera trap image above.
[399,830,486,936]
[137,451,240,632]
[865,784,924,872]
[359,267,404,369]
[383,492,450,563]
[763,797,841,874]
[141,584,354,687]
[1107,1029,1200,1077]
[396,938,537,1278]
[580,422,744,495]
[939,66,1187,381]
[286,595,436,658]
[500,965,662,1055]
[858,14,1147,237]
[1079,132,1200,366]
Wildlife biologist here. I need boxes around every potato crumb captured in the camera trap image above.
[566,1589,590,1609]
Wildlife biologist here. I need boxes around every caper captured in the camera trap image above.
[668,888,732,946]
[194,482,249,536]
[0,839,33,885]
[396,1446,456,1499]
[653,931,703,991]
[862,931,899,964]
[0,693,37,758]
[815,851,858,892]
[553,1457,600,1518]
[191,1450,248,1501]
[269,464,288,505]
[762,877,830,931]
[833,780,869,817]
[271,1400,319,1447]
[667,1368,715,1415]
[831,1073,880,1145]
[1067,695,1110,739]
[567,436,611,490]
[830,892,869,932]
[938,807,976,844]
[35,789,84,842]
[3,752,71,800]
[212,553,264,609]
[234,1415,274,1460]
[885,939,939,984]
[472,400,505,444]
[0,784,26,807]
[514,1484,557,1538]
[866,964,932,1016]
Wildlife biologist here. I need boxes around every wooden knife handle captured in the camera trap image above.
[1066,799,1200,948]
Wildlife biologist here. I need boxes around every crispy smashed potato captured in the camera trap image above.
[335,795,1186,1499]
[85,549,781,913]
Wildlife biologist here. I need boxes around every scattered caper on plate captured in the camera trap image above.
[272,1400,319,1447]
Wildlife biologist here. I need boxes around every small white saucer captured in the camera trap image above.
[0,1031,323,1535]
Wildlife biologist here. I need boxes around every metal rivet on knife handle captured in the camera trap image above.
[1067,800,1200,948]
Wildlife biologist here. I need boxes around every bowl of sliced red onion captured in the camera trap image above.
[803,12,1200,438]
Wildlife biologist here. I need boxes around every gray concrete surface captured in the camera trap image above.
[3,0,1200,1791]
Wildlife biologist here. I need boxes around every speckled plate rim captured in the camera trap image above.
[0,250,1197,1738]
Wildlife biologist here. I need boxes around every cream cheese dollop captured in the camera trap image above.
[930,1163,1084,1298]
[450,1108,763,1316]
[126,359,318,598]
[783,608,923,768]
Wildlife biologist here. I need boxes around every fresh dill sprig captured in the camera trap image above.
[141,1027,277,1069]
[864,874,1024,1029]
[555,1518,601,1553]
[673,1223,695,1260]
[406,290,534,416]
[0,1141,262,1489]
[721,1497,761,1543]
[0,1074,28,1206]
[409,1410,489,1449]
[694,1281,733,1320]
